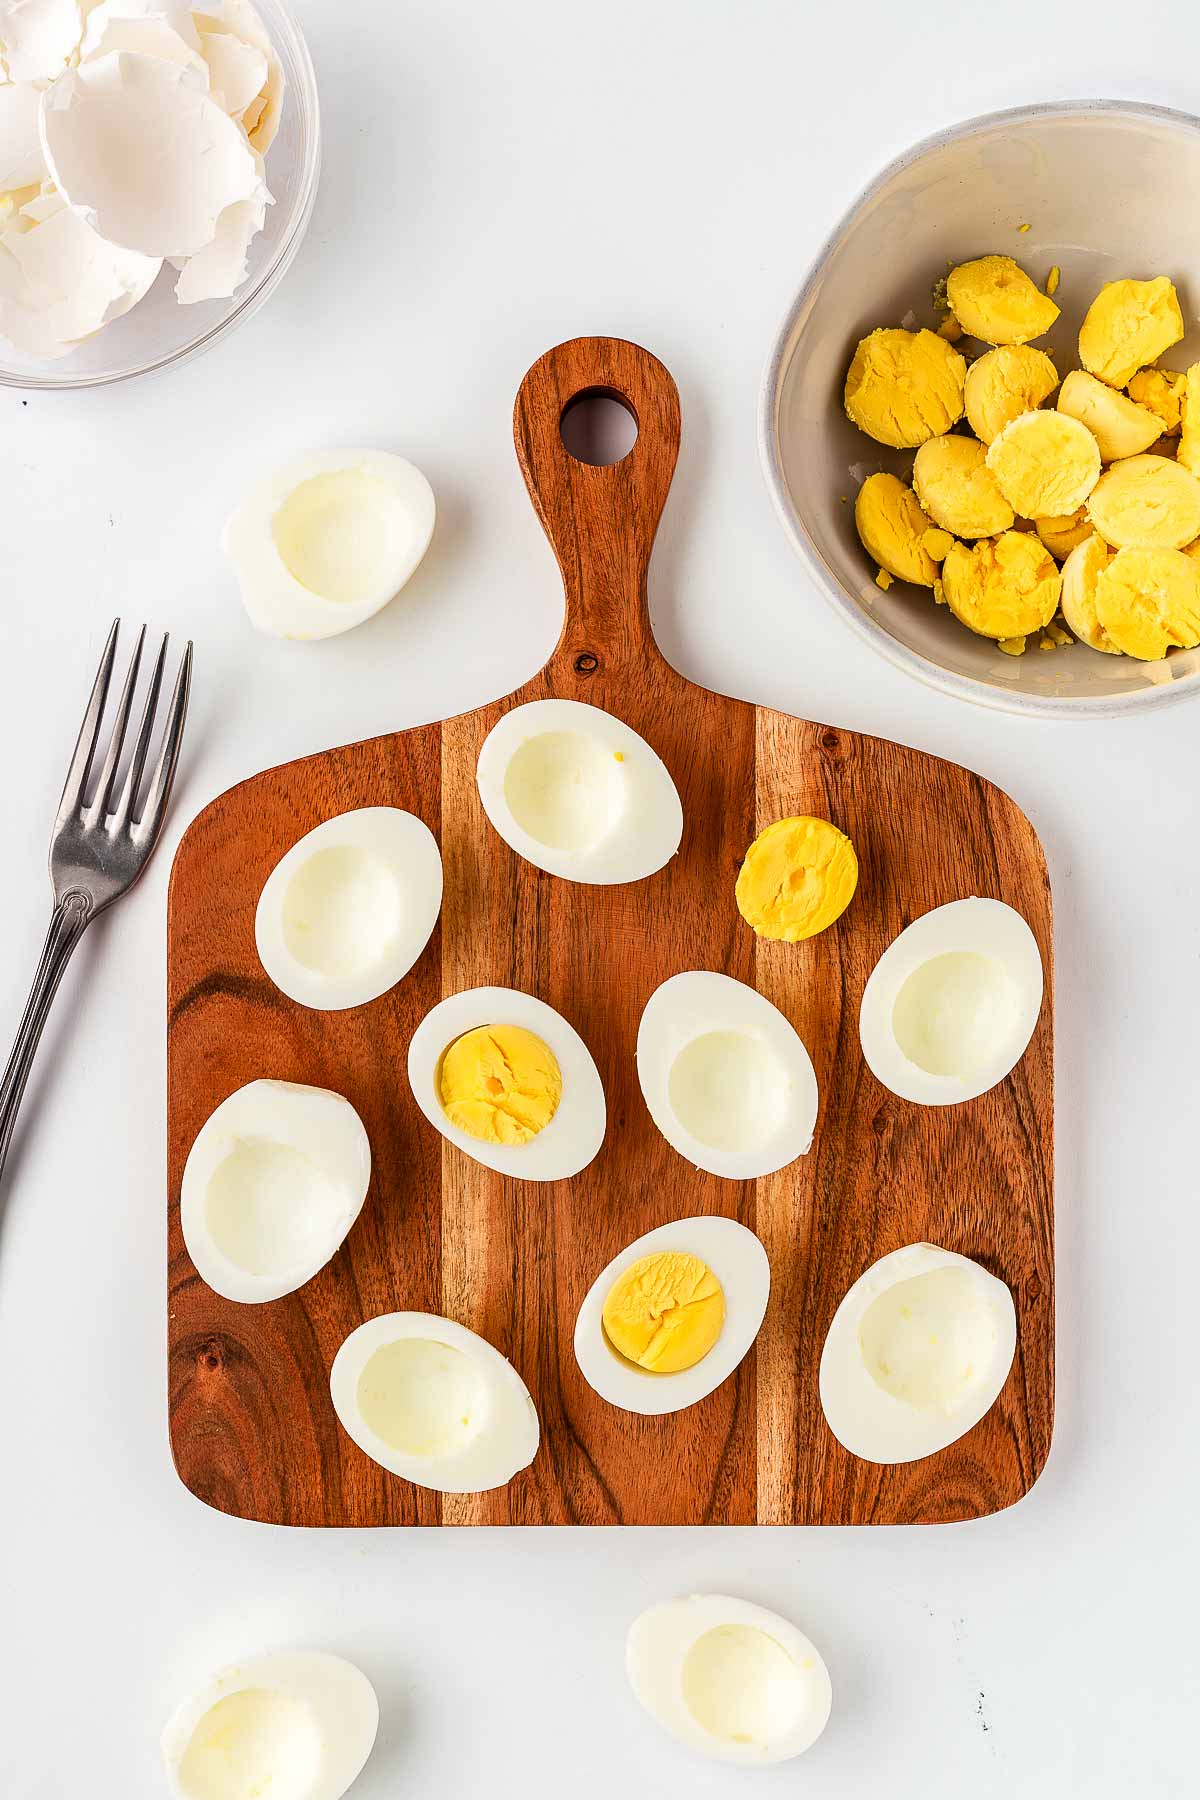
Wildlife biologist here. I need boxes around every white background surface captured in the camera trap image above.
[1,1,1197,1793]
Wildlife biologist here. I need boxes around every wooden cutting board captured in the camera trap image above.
[167,336,1053,1528]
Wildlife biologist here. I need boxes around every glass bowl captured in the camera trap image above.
[0,0,320,391]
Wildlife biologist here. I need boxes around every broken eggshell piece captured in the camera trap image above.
[0,187,160,357]
[180,1079,371,1305]
[818,1242,1017,1464]
[858,898,1043,1105]
[223,450,437,640]
[160,1649,379,1800]
[0,0,81,84]
[39,50,264,258]
[255,807,443,1011]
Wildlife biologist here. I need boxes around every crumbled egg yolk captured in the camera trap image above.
[439,1024,562,1145]
[912,433,1014,538]
[941,531,1061,642]
[922,527,954,561]
[735,815,858,942]
[963,345,1059,446]
[1178,365,1200,477]
[602,1251,725,1372]
[1086,454,1200,550]
[854,472,938,585]
[1036,508,1092,561]
[1047,265,1061,297]
[1127,367,1185,435]
[986,410,1101,518]
[1078,277,1184,389]
[946,255,1060,346]
[843,327,966,448]
[1094,546,1200,660]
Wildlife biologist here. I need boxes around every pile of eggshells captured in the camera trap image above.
[0,0,282,357]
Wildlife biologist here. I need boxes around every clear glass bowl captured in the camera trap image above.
[0,0,320,391]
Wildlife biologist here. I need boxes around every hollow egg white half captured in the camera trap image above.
[407,985,606,1181]
[637,971,818,1179]
[859,897,1043,1106]
[255,807,442,1011]
[181,1081,371,1305]
[161,1648,378,1800]
[330,1311,539,1493]
[819,1242,1017,1464]
[574,1215,769,1416]
[222,449,435,640]
[627,1594,832,1766]
[475,698,683,883]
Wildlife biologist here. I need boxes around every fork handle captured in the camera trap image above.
[0,893,93,1184]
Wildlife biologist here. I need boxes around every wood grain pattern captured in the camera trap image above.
[167,337,1053,1527]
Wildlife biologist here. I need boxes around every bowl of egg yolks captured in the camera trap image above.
[760,100,1200,717]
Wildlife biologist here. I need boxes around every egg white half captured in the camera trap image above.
[330,1311,540,1493]
[819,1242,1017,1464]
[161,1649,379,1800]
[859,897,1043,1106]
[476,698,683,884]
[222,449,435,640]
[627,1593,832,1766]
[574,1215,770,1415]
[255,807,442,1012]
[407,985,606,1181]
[637,971,818,1179]
[181,1080,371,1305]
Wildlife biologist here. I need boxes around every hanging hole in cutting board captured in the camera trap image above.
[560,389,639,466]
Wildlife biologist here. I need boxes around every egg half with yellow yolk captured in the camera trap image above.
[408,986,605,1180]
[574,1216,770,1415]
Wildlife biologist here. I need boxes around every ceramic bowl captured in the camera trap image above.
[759,100,1200,719]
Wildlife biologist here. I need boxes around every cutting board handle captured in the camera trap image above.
[513,336,681,678]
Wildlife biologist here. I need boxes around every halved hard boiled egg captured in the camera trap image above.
[574,1215,769,1415]
[637,972,818,1179]
[819,1243,1017,1464]
[475,698,683,884]
[407,986,605,1180]
[627,1594,832,1766]
[330,1311,539,1493]
[255,807,442,1012]
[223,450,436,640]
[161,1648,378,1800]
[181,1081,371,1305]
[859,898,1042,1105]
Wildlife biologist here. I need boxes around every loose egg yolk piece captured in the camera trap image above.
[1078,277,1184,389]
[844,327,966,448]
[1056,370,1161,463]
[986,411,1101,518]
[941,531,1061,642]
[1178,365,1200,477]
[1093,547,1200,660]
[912,434,1014,538]
[1036,508,1092,561]
[1059,533,1118,653]
[736,815,858,942]
[1126,367,1185,435]
[945,256,1060,346]
[602,1252,725,1373]
[963,345,1059,445]
[854,472,938,585]
[439,1024,562,1145]
[1086,454,1200,550]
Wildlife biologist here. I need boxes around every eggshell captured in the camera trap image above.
[174,180,266,301]
[0,189,160,356]
[0,83,46,190]
[0,0,82,84]
[198,25,266,115]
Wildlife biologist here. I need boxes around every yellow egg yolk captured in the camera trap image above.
[1086,454,1200,551]
[946,255,1060,346]
[941,531,1061,642]
[439,1024,562,1146]
[963,345,1060,445]
[1127,367,1185,435]
[1178,365,1200,478]
[986,410,1101,518]
[912,433,1014,538]
[1056,370,1161,463]
[1060,533,1118,653]
[602,1251,725,1373]
[854,472,938,585]
[843,327,966,448]
[1093,546,1200,661]
[735,815,858,942]
[1036,508,1092,561]
[1078,277,1184,389]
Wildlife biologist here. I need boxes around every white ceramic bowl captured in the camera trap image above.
[0,0,320,391]
[760,100,1200,719]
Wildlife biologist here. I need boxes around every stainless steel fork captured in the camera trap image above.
[0,620,193,1184]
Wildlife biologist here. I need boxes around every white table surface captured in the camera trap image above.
[2,1,1197,1792]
